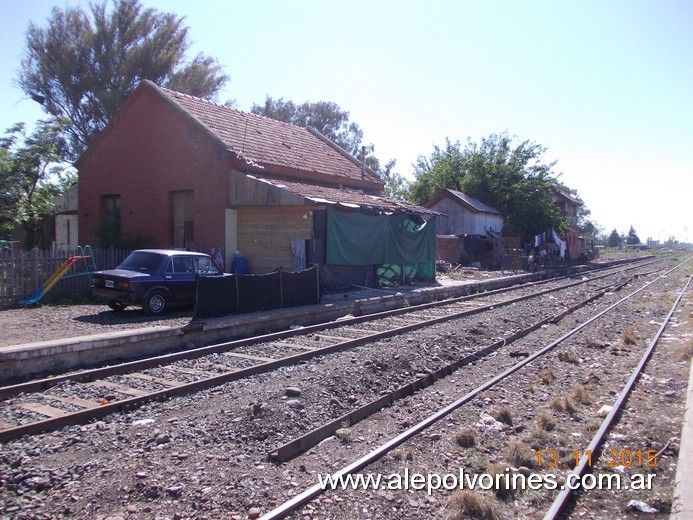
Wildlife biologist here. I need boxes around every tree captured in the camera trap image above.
[625,225,641,245]
[607,229,622,248]
[409,133,563,242]
[17,0,228,159]
[380,159,410,200]
[0,120,74,249]
[575,194,603,243]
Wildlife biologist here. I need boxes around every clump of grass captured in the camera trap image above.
[558,351,579,364]
[572,383,591,404]
[390,447,414,461]
[538,368,556,385]
[536,411,556,432]
[446,490,501,520]
[679,343,693,362]
[550,396,576,413]
[455,429,476,448]
[622,329,638,345]
[488,464,514,500]
[335,427,353,444]
[492,405,513,426]
[585,421,601,433]
[506,441,536,468]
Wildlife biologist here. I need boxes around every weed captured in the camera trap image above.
[507,441,536,468]
[538,368,556,385]
[446,490,501,520]
[585,421,601,432]
[558,351,579,364]
[679,342,693,362]
[402,298,410,308]
[528,427,548,449]
[572,384,591,404]
[492,405,513,426]
[549,396,563,411]
[622,329,638,345]
[488,464,514,500]
[390,447,414,461]
[455,429,476,448]
[550,396,576,413]
[536,411,556,432]
[335,427,353,444]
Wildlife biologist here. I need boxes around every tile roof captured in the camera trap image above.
[148,81,383,188]
[248,174,439,216]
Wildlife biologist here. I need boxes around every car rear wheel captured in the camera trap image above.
[143,290,167,316]
[107,300,127,311]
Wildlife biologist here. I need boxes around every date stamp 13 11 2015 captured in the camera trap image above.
[534,448,658,469]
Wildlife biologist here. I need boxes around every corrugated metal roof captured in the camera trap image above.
[247,175,439,215]
[424,189,502,215]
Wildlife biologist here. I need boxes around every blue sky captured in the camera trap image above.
[1,0,691,243]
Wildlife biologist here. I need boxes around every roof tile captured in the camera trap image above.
[152,83,382,187]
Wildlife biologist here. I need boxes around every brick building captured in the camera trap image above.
[77,81,436,289]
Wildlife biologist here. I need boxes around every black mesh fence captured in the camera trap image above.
[194,264,320,319]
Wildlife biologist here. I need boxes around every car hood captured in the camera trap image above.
[94,269,152,280]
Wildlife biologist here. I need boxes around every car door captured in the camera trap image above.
[164,256,197,303]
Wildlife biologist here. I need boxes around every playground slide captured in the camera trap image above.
[18,248,96,306]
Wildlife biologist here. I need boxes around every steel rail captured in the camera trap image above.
[257,261,688,520]
[267,281,625,463]
[0,260,664,441]
[542,273,693,520]
[0,276,626,442]
[0,257,658,398]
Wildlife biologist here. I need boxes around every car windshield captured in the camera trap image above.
[118,252,162,274]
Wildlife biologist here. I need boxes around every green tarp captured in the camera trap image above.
[326,207,436,266]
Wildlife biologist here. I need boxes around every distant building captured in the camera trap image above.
[422,189,503,236]
[553,189,584,260]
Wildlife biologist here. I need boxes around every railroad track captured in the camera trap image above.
[250,258,691,520]
[0,257,670,442]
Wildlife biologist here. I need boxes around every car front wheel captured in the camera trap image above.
[143,290,167,316]
[107,300,127,311]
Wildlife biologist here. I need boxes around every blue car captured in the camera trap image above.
[91,249,223,315]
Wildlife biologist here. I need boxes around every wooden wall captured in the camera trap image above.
[429,197,504,236]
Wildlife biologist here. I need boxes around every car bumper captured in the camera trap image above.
[92,287,141,304]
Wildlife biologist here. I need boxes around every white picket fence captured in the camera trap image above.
[0,248,130,309]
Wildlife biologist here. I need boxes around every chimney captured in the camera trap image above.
[361,146,366,179]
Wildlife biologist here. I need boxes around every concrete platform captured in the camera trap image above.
[0,271,541,382]
[0,258,638,383]
[671,358,693,519]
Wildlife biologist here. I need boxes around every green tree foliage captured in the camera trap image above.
[625,225,641,245]
[409,133,563,241]
[607,228,623,248]
[18,0,228,159]
[380,159,410,200]
[0,120,74,249]
[574,194,604,244]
